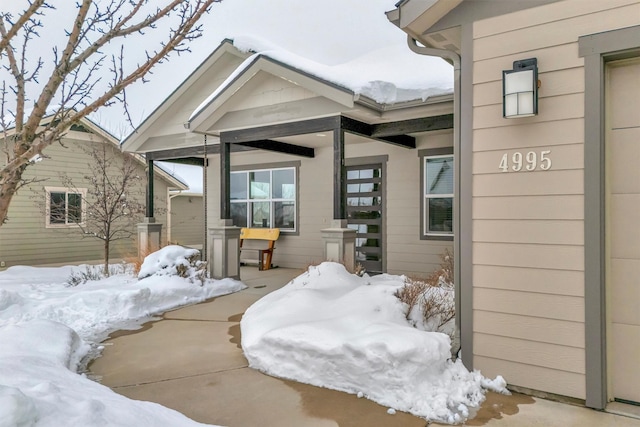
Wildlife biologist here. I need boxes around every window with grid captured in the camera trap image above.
[230,167,296,231]
[46,187,85,227]
[423,153,454,238]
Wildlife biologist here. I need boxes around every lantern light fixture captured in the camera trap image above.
[503,58,539,118]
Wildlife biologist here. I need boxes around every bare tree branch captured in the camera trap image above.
[0,0,218,225]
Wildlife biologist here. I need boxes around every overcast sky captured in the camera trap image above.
[3,1,430,137]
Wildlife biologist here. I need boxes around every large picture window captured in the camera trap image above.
[230,167,297,231]
[45,187,86,228]
[422,149,453,239]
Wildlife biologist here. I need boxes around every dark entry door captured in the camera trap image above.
[346,163,384,274]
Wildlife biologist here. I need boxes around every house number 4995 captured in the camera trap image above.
[499,150,552,172]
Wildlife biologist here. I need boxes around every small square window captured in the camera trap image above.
[46,187,86,228]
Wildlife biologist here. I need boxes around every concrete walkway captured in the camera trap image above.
[89,267,640,427]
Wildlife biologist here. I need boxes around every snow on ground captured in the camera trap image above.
[0,246,245,427]
[241,262,508,425]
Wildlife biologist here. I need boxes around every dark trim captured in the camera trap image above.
[238,139,315,158]
[579,24,640,411]
[334,127,346,219]
[419,146,454,242]
[220,142,231,220]
[220,116,340,143]
[344,155,388,167]
[146,158,154,218]
[341,116,415,148]
[232,160,302,172]
[145,144,254,161]
[372,114,454,136]
[158,157,206,166]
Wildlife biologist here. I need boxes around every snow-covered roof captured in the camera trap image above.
[190,35,453,122]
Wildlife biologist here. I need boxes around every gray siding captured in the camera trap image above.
[170,194,204,248]
[0,132,172,268]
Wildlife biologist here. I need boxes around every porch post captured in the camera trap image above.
[208,141,240,279]
[138,157,162,259]
[322,120,356,272]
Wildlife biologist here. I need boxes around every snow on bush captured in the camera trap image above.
[138,245,206,284]
[241,262,507,424]
[395,249,455,337]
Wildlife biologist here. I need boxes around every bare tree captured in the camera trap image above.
[0,0,218,226]
[51,142,146,275]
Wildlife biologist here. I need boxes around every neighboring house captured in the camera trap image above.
[0,117,186,269]
[161,161,205,249]
[388,0,640,413]
[121,37,457,278]
[169,191,204,249]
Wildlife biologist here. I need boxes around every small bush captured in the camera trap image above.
[66,264,130,287]
[138,245,208,285]
[394,249,455,337]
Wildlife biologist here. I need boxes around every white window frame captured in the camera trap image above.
[230,166,297,232]
[421,150,454,240]
[45,187,87,228]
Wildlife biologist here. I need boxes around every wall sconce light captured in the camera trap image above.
[503,58,539,118]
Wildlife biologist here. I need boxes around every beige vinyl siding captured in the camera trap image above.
[170,195,204,248]
[470,0,639,399]
[0,134,171,268]
[205,130,453,277]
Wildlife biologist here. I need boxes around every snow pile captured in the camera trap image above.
[138,245,205,283]
[241,262,507,424]
[0,248,244,426]
[0,321,214,427]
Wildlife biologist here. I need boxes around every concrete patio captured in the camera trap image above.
[89,266,640,427]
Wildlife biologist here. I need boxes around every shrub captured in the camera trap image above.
[66,263,131,287]
[394,249,455,337]
[138,245,208,285]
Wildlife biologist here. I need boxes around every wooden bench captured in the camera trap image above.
[239,228,280,271]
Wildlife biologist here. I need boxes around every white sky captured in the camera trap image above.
[3,1,437,137]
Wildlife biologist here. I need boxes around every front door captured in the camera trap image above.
[606,57,640,405]
[346,163,384,274]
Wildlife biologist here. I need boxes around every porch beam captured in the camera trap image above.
[220,116,341,143]
[340,116,415,148]
[238,139,315,158]
[144,144,255,161]
[371,114,454,136]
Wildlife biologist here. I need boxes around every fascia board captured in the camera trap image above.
[392,0,462,41]
[121,40,249,152]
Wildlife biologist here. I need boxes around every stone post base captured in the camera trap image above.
[321,219,356,272]
[137,218,162,260]
[208,219,241,280]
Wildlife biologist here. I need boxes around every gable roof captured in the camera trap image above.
[24,114,189,190]
[187,36,453,135]
[120,39,251,153]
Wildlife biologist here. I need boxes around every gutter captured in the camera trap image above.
[407,36,462,360]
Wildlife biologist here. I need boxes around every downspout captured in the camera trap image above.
[407,36,463,359]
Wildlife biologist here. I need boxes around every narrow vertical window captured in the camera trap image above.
[421,149,454,239]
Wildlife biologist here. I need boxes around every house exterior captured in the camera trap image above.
[388,0,640,411]
[169,192,205,249]
[122,38,457,279]
[0,117,186,269]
